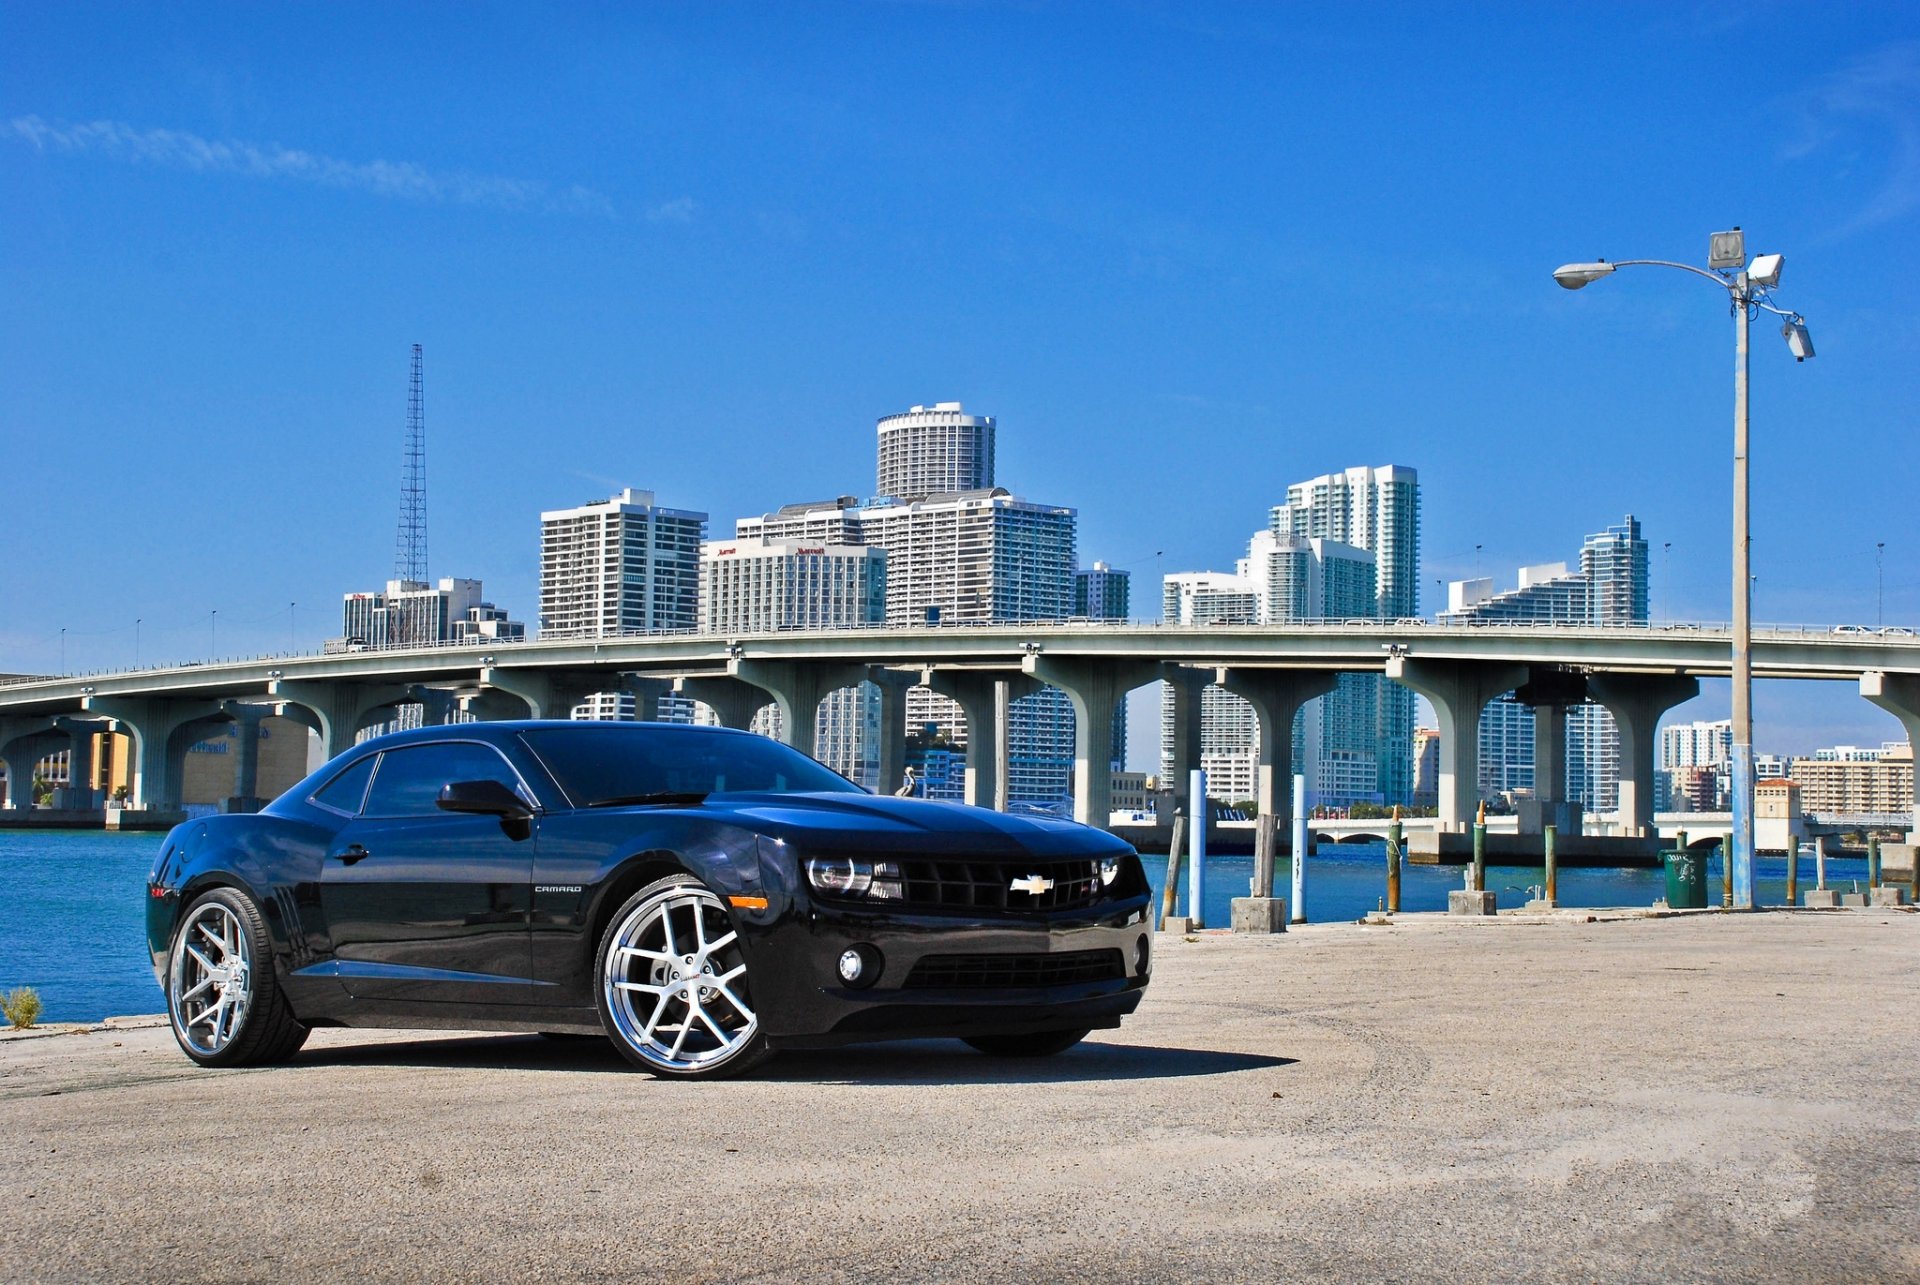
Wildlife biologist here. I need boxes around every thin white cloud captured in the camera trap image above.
[6,114,616,217]
[1784,42,1920,237]
[645,196,696,224]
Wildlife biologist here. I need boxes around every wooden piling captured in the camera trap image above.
[1159,816,1187,930]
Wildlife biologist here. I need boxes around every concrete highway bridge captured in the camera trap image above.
[2,620,1917,840]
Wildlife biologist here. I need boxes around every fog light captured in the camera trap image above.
[836,945,882,989]
[1134,934,1150,976]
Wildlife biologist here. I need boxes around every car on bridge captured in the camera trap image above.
[145,720,1152,1078]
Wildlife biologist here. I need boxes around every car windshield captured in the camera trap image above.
[520,725,864,808]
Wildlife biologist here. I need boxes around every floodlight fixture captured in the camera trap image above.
[1553,261,1615,289]
[1782,318,1814,361]
[1708,228,1745,269]
[1749,253,1783,287]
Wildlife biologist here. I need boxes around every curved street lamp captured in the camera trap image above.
[1553,228,1813,911]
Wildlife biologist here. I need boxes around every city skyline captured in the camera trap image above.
[3,6,1916,759]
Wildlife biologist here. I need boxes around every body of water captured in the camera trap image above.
[0,828,1874,1024]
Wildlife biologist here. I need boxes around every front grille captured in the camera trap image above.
[903,949,1126,990]
[893,857,1104,913]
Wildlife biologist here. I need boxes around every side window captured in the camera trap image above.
[361,743,527,819]
[310,755,377,816]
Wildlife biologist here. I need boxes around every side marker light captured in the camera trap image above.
[727,895,770,910]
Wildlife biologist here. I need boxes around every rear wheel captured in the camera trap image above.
[166,888,309,1068]
[963,1028,1091,1058]
[596,874,771,1079]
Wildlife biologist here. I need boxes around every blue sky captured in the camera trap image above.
[3,3,1916,757]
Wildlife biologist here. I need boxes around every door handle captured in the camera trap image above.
[335,844,370,865]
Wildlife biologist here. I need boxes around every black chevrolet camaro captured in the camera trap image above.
[146,720,1153,1078]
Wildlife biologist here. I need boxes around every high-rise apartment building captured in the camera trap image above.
[700,536,888,783]
[1075,561,1132,769]
[876,402,995,499]
[1161,531,1379,805]
[1074,562,1131,620]
[539,488,707,637]
[731,405,1080,804]
[1269,465,1420,803]
[335,578,524,650]
[1790,742,1913,816]
[1443,516,1650,810]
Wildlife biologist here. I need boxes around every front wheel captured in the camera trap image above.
[963,1028,1091,1058]
[596,874,772,1079]
[167,887,309,1068]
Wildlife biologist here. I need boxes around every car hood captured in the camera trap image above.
[633,791,1131,857]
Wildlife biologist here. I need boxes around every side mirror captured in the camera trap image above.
[437,779,533,820]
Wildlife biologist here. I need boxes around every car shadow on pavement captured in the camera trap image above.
[292,1034,1293,1083]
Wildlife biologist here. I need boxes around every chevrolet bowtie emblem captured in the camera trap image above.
[1009,874,1054,896]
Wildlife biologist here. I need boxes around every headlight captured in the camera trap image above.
[806,857,904,900]
[807,857,871,896]
[1099,856,1121,886]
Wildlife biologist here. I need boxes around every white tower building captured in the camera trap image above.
[876,402,995,499]
[539,488,707,637]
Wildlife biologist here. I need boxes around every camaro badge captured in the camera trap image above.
[1009,874,1054,896]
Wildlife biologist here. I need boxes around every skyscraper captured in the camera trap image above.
[1076,561,1132,769]
[876,402,995,500]
[1269,464,1420,802]
[1162,531,1378,804]
[539,488,707,637]
[701,535,888,783]
[1443,515,1650,810]
[730,405,1081,805]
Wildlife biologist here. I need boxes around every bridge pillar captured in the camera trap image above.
[1589,673,1700,837]
[217,702,273,812]
[81,696,225,812]
[728,660,873,757]
[477,667,606,721]
[870,668,915,795]
[266,679,412,760]
[1862,672,1920,838]
[673,676,772,731]
[1216,668,1338,850]
[0,720,64,810]
[1387,657,1528,831]
[921,669,1038,810]
[1162,665,1210,822]
[52,717,111,810]
[1023,655,1161,827]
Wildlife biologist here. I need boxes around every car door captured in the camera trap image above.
[319,740,537,1005]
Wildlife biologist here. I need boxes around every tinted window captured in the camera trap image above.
[362,742,528,818]
[310,755,377,815]
[521,726,861,807]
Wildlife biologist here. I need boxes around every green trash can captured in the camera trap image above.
[1663,848,1707,909]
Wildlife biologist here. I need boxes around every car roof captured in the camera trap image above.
[347,719,761,753]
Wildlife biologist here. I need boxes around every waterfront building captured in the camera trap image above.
[876,402,995,500]
[1412,727,1440,809]
[1269,465,1420,803]
[539,488,706,638]
[1074,562,1131,620]
[1790,742,1914,816]
[1442,516,1649,811]
[1076,561,1132,769]
[1660,718,1734,812]
[334,577,525,650]
[1161,531,1380,806]
[733,406,1080,805]
[700,536,888,783]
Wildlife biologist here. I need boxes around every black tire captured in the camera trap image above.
[594,873,773,1079]
[166,887,309,1068]
[963,1028,1092,1058]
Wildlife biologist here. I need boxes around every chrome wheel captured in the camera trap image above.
[170,901,253,1058]
[601,880,761,1075]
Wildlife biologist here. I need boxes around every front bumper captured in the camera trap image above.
[748,891,1154,1049]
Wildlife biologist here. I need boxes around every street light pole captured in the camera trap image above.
[1554,231,1812,911]
[1730,266,1754,910]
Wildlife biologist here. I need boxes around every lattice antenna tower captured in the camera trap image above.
[395,343,429,584]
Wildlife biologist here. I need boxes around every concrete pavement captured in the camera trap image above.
[2,911,1915,1282]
